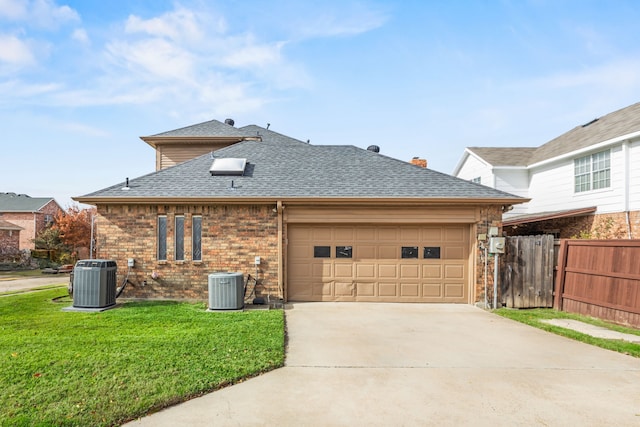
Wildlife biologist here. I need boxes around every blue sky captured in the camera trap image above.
[2,0,640,208]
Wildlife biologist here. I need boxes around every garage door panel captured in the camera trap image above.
[445,227,465,241]
[358,245,376,259]
[312,263,331,278]
[400,264,420,278]
[334,263,354,278]
[423,284,442,297]
[356,282,375,296]
[400,283,420,297]
[378,228,398,240]
[335,282,355,296]
[312,227,333,240]
[422,227,443,241]
[378,246,397,259]
[423,264,442,278]
[445,283,464,298]
[378,283,398,296]
[287,224,469,303]
[444,265,464,279]
[444,246,465,259]
[356,263,375,278]
[378,264,398,278]
[313,282,333,296]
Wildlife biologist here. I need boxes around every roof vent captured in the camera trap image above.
[210,158,247,176]
[367,145,380,153]
[224,118,235,126]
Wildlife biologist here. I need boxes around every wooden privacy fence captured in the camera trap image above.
[555,239,640,328]
[501,235,555,308]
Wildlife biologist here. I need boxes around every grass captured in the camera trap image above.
[0,289,285,426]
[0,284,67,297]
[495,308,640,358]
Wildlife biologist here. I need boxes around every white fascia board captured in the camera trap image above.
[528,130,640,169]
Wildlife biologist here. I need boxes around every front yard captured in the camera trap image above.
[495,308,640,357]
[0,288,285,426]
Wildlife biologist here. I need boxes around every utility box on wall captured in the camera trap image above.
[489,237,506,254]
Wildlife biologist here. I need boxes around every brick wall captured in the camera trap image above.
[504,210,640,239]
[475,205,503,305]
[95,204,279,301]
[0,229,20,252]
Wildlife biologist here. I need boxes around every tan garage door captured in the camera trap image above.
[287,224,470,303]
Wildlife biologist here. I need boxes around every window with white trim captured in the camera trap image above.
[471,176,481,184]
[574,150,610,193]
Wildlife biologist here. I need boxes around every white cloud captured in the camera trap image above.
[0,0,79,29]
[0,33,35,65]
[293,3,388,38]
[220,37,284,68]
[0,0,28,20]
[124,6,218,42]
[71,27,89,45]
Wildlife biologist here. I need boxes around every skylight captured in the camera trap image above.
[210,158,247,176]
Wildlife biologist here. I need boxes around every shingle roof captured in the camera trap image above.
[466,147,537,167]
[467,102,640,167]
[0,219,23,230]
[149,119,250,137]
[0,193,54,212]
[238,125,306,146]
[77,139,524,202]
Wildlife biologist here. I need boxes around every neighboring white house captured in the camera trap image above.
[453,102,640,239]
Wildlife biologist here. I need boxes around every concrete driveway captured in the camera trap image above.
[127,303,640,427]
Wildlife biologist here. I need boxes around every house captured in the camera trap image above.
[75,120,525,304]
[453,102,640,239]
[0,193,63,250]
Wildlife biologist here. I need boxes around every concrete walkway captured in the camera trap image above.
[0,275,69,293]
[125,303,640,427]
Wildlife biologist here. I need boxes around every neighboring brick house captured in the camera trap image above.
[75,120,525,304]
[0,193,64,250]
[453,102,640,239]
[0,219,23,254]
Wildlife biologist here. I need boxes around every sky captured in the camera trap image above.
[2,0,640,209]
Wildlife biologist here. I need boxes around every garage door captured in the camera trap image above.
[287,224,470,302]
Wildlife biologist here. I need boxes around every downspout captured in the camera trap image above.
[623,141,632,238]
[277,201,284,301]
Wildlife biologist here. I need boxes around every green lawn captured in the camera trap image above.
[495,308,640,358]
[0,288,285,426]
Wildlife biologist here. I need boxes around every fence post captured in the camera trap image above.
[554,239,569,310]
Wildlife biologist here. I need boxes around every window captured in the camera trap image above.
[471,177,481,184]
[574,150,610,193]
[401,246,419,259]
[336,246,352,258]
[175,215,184,261]
[423,247,441,259]
[192,216,202,261]
[157,216,167,261]
[314,246,331,258]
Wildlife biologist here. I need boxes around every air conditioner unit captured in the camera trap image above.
[72,259,117,308]
[208,272,244,311]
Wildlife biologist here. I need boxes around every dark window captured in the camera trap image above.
[314,246,331,258]
[157,216,167,261]
[175,215,184,261]
[423,247,441,259]
[336,246,352,258]
[192,216,202,261]
[401,246,419,259]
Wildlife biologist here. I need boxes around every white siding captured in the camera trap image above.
[629,140,640,211]
[495,169,529,215]
[527,144,626,214]
[455,154,494,186]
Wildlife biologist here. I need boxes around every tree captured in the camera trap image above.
[54,205,96,259]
